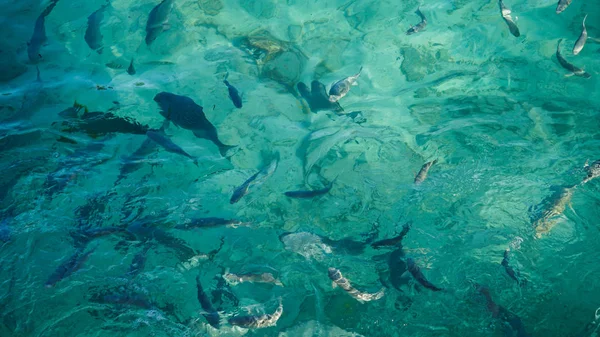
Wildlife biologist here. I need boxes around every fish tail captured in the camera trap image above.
[416,7,426,20]
[583,14,587,27]
[42,0,60,17]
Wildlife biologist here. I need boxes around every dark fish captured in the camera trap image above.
[476,284,532,337]
[499,0,520,37]
[224,74,242,108]
[406,8,427,35]
[153,92,236,156]
[406,257,443,291]
[0,218,11,243]
[556,0,572,14]
[127,217,197,262]
[146,130,197,165]
[70,226,132,248]
[55,111,149,137]
[230,156,278,204]
[127,58,136,75]
[175,217,244,230]
[145,0,174,45]
[231,172,260,204]
[0,129,43,152]
[115,138,158,185]
[228,298,283,328]
[370,222,411,249]
[284,178,335,199]
[501,249,520,284]
[44,138,113,198]
[556,39,590,78]
[211,266,240,309]
[127,244,152,278]
[387,248,411,291]
[328,67,363,103]
[45,247,95,288]
[27,0,59,63]
[297,80,343,113]
[573,15,588,55]
[414,159,438,184]
[56,136,77,144]
[196,274,220,329]
[84,4,107,54]
[328,268,385,302]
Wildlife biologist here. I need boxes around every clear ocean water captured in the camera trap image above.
[1,0,600,336]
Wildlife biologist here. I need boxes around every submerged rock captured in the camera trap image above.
[197,0,223,16]
[233,30,308,92]
[241,0,277,19]
[399,46,435,82]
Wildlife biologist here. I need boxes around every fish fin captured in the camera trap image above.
[162,23,171,31]
[352,82,359,86]
[332,281,337,288]
[400,271,411,281]
[564,73,574,77]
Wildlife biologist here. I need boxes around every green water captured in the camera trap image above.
[1,0,600,336]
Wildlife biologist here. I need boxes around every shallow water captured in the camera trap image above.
[1,0,600,336]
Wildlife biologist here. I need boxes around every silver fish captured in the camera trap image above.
[414,159,438,184]
[229,298,283,328]
[499,0,520,37]
[406,8,427,35]
[556,0,572,14]
[533,185,575,238]
[27,0,59,63]
[223,270,283,286]
[145,0,174,45]
[328,267,384,303]
[328,67,363,103]
[556,39,591,78]
[573,15,588,55]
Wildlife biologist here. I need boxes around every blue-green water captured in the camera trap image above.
[1,0,600,336]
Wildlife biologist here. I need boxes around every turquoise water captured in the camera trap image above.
[1,0,600,336]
